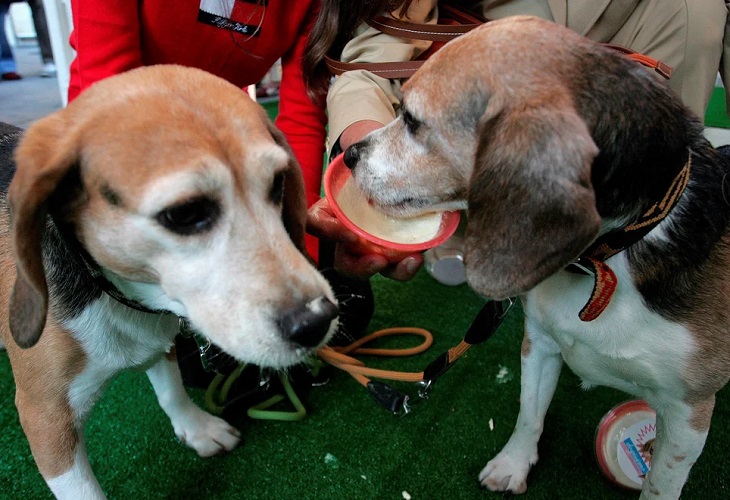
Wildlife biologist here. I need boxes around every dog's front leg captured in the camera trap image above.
[479,321,563,494]
[639,397,713,499]
[146,348,242,457]
[16,390,106,499]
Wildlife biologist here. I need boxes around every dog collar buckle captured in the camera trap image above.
[178,317,194,338]
[416,379,433,399]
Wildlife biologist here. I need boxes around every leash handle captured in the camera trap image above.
[319,328,432,416]
[366,2,487,42]
[320,298,515,415]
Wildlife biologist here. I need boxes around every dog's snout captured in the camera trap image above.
[278,296,338,348]
[343,143,362,170]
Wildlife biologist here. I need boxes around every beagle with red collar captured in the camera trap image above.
[0,65,337,499]
[343,16,730,499]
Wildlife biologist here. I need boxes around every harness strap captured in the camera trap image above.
[568,154,691,321]
[326,3,672,80]
[581,155,691,264]
[602,44,673,79]
[366,3,487,42]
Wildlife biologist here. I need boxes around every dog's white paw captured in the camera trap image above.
[172,407,241,457]
[478,447,537,494]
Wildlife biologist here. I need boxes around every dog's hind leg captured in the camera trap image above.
[639,397,713,499]
[146,349,242,457]
[16,390,105,499]
[479,323,563,494]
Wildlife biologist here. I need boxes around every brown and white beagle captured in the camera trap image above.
[343,16,730,499]
[0,65,337,499]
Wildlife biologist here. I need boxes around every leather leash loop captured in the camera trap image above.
[366,3,487,42]
[320,297,514,414]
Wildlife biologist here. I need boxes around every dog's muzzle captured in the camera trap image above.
[277,296,339,348]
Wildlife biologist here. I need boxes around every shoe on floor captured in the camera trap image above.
[41,63,57,78]
[1,72,22,81]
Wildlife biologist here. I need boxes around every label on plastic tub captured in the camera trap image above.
[616,418,656,486]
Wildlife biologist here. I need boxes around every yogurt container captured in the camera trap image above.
[595,399,656,490]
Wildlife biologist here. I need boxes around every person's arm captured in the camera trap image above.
[276,3,328,260]
[68,0,143,101]
[327,0,438,149]
[275,4,328,211]
[309,1,437,279]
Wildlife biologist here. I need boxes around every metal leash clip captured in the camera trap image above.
[178,317,239,374]
[178,317,194,338]
[366,379,434,416]
[366,381,413,416]
[400,395,413,416]
[416,379,433,399]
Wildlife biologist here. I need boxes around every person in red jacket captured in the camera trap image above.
[68,0,327,259]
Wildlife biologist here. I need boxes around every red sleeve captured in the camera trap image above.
[274,5,327,211]
[67,0,143,102]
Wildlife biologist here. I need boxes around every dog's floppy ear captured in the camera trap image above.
[264,119,308,254]
[464,101,601,299]
[8,111,79,348]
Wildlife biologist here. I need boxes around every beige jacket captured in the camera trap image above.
[327,0,730,147]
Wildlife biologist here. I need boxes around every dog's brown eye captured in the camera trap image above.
[156,196,220,235]
[270,172,285,205]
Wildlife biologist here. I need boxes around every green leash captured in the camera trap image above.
[205,364,307,422]
[247,373,307,421]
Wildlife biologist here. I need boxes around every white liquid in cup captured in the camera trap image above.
[336,177,442,245]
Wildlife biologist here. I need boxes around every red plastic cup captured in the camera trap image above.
[323,154,460,262]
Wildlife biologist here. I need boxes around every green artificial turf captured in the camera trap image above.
[1,269,729,499]
[260,98,280,122]
[705,87,730,129]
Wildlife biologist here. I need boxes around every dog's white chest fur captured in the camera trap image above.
[65,296,180,417]
[523,253,694,400]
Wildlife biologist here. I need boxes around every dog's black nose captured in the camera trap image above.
[278,297,338,348]
[343,143,360,170]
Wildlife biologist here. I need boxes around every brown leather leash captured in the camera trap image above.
[368,2,486,42]
[325,2,672,80]
[318,298,514,414]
